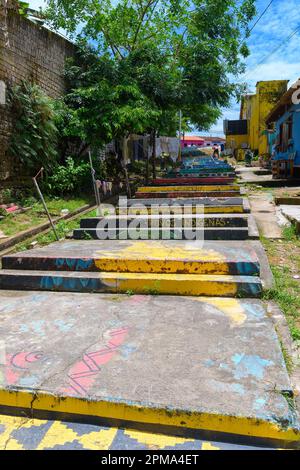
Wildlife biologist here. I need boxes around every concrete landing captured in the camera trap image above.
[2,240,261,275]
[0,291,298,447]
[280,205,300,233]
[249,195,283,239]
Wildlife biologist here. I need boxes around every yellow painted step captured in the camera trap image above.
[0,270,262,298]
[116,206,245,215]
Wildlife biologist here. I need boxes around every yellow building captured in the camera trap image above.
[224,80,289,158]
[224,119,248,160]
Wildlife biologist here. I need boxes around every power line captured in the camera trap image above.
[240,23,300,82]
[245,0,275,39]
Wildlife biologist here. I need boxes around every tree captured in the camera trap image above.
[45,0,256,128]
[44,0,256,178]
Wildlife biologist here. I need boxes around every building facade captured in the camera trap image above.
[224,80,289,159]
[181,136,225,150]
[266,80,300,179]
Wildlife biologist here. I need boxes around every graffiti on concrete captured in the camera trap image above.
[61,327,129,397]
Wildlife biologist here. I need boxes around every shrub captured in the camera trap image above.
[8,82,59,171]
[45,157,92,196]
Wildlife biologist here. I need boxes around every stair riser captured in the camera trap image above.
[169,170,235,174]
[115,207,245,215]
[2,257,260,276]
[0,274,263,298]
[135,192,240,199]
[126,197,243,206]
[80,217,249,229]
[73,228,249,241]
[152,178,235,185]
[138,185,240,192]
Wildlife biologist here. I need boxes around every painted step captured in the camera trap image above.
[169,169,235,174]
[138,185,240,193]
[1,291,298,447]
[0,270,263,297]
[2,240,260,275]
[169,173,236,178]
[118,205,246,215]
[73,227,249,241]
[152,177,235,185]
[135,191,240,199]
[127,197,244,206]
[113,197,248,214]
[80,214,249,229]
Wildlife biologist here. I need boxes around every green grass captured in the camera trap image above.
[0,196,91,237]
[282,224,298,241]
[11,208,97,253]
[262,227,300,342]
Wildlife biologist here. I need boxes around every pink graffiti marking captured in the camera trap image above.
[5,352,43,385]
[61,327,129,397]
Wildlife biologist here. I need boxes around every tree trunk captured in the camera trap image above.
[121,137,131,198]
[152,129,157,180]
[145,135,150,184]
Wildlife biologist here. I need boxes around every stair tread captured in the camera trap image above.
[82,214,249,219]
[75,227,249,231]
[2,239,259,262]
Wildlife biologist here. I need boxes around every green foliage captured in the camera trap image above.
[0,189,14,205]
[18,1,30,16]
[45,0,256,135]
[63,51,161,147]
[45,157,91,196]
[8,82,59,171]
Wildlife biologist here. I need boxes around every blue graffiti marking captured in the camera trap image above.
[55,258,93,271]
[231,354,273,380]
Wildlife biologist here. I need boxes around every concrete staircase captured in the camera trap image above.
[73,184,255,240]
[0,239,262,297]
[0,164,299,448]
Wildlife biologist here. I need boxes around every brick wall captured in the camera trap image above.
[0,3,75,190]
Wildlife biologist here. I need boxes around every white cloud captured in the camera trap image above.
[213,0,300,135]
[28,0,47,10]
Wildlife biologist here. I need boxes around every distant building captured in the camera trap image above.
[266,79,300,179]
[181,135,225,151]
[223,120,248,160]
[224,80,289,160]
[181,136,205,148]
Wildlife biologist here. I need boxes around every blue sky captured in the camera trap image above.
[28,0,300,136]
